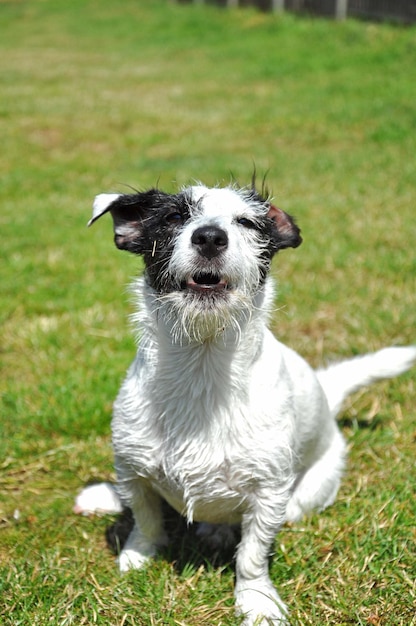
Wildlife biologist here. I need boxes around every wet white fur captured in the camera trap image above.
[81,185,416,625]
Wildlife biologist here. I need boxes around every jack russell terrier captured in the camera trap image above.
[77,183,416,624]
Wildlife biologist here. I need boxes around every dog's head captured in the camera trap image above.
[90,184,301,342]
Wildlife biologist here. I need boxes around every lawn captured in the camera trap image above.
[0,1,415,624]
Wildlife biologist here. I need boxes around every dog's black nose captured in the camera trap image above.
[191,225,228,259]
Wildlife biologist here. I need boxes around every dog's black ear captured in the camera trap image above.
[267,204,302,251]
[88,191,158,253]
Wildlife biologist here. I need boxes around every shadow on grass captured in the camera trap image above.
[105,501,240,574]
[338,414,385,430]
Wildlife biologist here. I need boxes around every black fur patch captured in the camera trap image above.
[103,186,301,293]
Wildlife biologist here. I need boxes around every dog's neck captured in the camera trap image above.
[131,278,274,408]
[129,279,277,443]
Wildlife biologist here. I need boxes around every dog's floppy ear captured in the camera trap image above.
[267,204,302,251]
[88,193,122,226]
[88,192,153,253]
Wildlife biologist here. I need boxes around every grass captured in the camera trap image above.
[1,0,415,624]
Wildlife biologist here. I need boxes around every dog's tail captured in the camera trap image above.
[316,346,416,418]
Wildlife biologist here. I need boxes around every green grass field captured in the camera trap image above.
[1,1,415,624]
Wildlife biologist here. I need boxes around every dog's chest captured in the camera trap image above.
[113,344,272,523]
[114,339,285,523]
[151,447,251,524]
[150,361,254,522]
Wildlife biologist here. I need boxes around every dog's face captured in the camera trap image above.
[90,185,301,341]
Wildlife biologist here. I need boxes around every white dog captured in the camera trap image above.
[81,183,416,624]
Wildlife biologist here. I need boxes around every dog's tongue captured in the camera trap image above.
[187,273,227,291]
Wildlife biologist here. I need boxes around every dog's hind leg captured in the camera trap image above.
[285,427,346,523]
[118,483,168,572]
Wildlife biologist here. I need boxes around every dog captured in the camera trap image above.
[80,183,416,624]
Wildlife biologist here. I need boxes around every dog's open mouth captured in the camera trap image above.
[184,273,229,293]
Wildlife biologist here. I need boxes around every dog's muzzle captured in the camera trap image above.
[183,225,229,293]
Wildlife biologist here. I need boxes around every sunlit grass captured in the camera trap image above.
[1,1,415,624]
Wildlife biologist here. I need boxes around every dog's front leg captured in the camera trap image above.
[118,483,167,573]
[235,494,289,625]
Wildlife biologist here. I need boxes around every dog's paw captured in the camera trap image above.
[235,578,289,625]
[118,548,153,572]
[73,482,123,515]
[118,524,168,572]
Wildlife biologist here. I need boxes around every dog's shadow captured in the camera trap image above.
[105,501,240,573]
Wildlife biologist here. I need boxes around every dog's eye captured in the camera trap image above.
[237,217,256,229]
[165,211,183,224]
